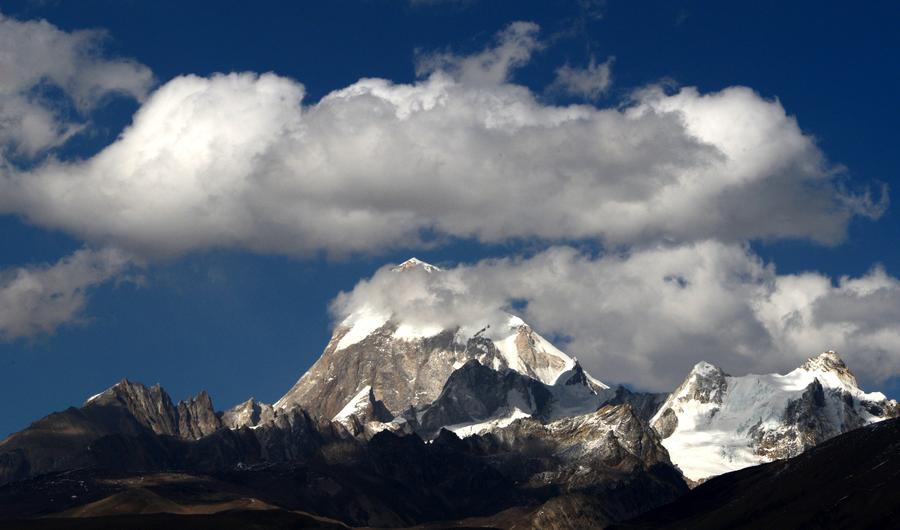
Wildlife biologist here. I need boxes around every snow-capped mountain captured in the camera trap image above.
[650,351,900,482]
[275,257,611,423]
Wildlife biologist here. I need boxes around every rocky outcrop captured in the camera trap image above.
[86,379,180,436]
[220,397,274,429]
[176,390,223,440]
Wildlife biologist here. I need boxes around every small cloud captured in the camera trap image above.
[415,21,542,84]
[549,55,614,101]
[0,248,132,341]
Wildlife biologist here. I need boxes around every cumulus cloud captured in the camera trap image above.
[0,12,153,157]
[332,245,900,391]
[0,248,131,341]
[550,56,614,100]
[0,20,881,259]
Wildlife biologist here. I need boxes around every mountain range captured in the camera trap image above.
[0,257,897,528]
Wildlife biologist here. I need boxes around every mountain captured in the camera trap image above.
[650,351,900,481]
[3,257,899,528]
[617,416,900,529]
[275,257,612,422]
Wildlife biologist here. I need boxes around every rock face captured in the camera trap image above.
[650,351,900,481]
[415,360,554,437]
[274,258,609,421]
[86,379,180,436]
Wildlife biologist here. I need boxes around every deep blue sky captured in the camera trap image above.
[1,0,898,437]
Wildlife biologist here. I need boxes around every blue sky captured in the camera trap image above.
[1,0,898,437]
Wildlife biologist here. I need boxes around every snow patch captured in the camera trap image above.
[393,322,444,341]
[447,407,533,438]
[332,385,373,422]
[492,315,582,386]
[334,308,389,351]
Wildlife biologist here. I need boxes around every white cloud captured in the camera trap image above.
[550,56,614,100]
[332,244,900,392]
[0,20,881,259]
[0,12,153,156]
[0,248,131,341]
[415,21,542,85]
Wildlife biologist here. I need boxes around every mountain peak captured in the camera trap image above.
[391,257,442,273]
[688,361,725,378]
[799,350,857,387]
[800,350,845,371]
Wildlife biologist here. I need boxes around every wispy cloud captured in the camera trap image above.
[0,248,131,341]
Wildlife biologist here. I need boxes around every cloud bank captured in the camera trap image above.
[1,22,883,259]
[0,248,131,340]
[332,244,900,391]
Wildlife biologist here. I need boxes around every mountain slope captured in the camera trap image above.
[618,416,900,529]
[650,351,899,481]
